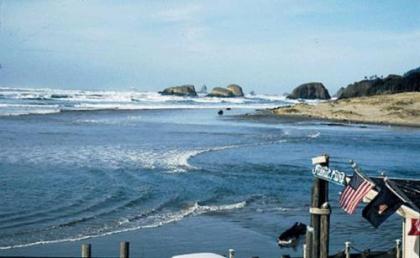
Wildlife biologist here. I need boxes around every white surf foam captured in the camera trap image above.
[308,132,321,138]
[0,103,61,116]
[0,87,295,116]
[0,138,288,173]
[0,201,247,250]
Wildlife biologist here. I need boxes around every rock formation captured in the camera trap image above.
[198,85,208,94]
[159,85,197,97]
[207,84,244,97]
[226,84,244,97]
[334,87,345,98]
[337,69,420,99]
[208,87,235,97]
[287,82,331,100]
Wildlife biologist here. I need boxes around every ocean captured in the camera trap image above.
[0,87,419,258]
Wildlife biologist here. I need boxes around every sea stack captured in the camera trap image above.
[208,84,244,98]
[287,82,331,100]
[159,85,198,97]
[208,87,235,97]
[226,84,244,97]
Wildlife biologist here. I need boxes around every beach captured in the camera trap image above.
[272,92,420,127]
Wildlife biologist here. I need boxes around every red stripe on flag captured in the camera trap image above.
[347,181,373,213]
[342,187,358,210]
[340,180,373,214]
[340,187,352,206]
[347,182,372,213]
[408,218,420,236]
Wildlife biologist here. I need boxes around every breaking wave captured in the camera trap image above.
[0,200,247,250]
[0,87,292,116]
[308,132,321,138]
[0,143,247,172]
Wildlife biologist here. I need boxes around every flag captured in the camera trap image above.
[362,182,404,228]
[408,218,420,236]
[339,171,374,214]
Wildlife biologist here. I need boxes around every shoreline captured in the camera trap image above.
[270,92,420,128]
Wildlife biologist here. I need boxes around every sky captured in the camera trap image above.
[0,0,419,94]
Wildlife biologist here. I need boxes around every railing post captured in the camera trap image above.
[120,241,129,258]
[320,202,331,258]
[305,226,314,258]
[81,244,91,258]
[228,249,235,258]
[344,241,351,258]
[395,239,401,258]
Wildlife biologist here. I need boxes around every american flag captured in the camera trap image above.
[339,171,374,214]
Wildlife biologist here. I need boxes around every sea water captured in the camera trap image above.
[0,87,419,257]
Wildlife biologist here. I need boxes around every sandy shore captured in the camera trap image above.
[272,92,420,127]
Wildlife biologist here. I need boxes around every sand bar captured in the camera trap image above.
[272,92,420,127]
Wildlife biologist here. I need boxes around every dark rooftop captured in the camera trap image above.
[371,177,420,211]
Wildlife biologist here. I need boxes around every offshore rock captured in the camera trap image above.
[208,87,235,97]
[159,85,197,97]
[288,82,331,100]
[226,84,244,97]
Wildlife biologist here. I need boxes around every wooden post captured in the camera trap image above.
[320,202,331,258]
[311,177,321,258]
[395,239,401,258]
[228,249,235,258]
[305,226,314,258]
[120,241,129,258]
[344,241,351,258]
[81,244,91,258]
[311,155,329,258]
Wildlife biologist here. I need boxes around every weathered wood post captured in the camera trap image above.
[120,241,129,258]
[344,241,351,258]
[228,249,235,258]
[310,155,329,258]
[395,239,401,258]
[320,202,331,258]
[304,226,314,258]
[81,244,91,258]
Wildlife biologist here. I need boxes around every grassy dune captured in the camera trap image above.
[272,92,420,127]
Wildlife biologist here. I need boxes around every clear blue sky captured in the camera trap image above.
[0,1,419,94]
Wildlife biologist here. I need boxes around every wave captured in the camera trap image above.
[0,87,293,116]
[0,103,61,116]
[308,132,321,138]
[165,145,243,173]
[0,140,288,173]
[0,144,240,173]
[0,200,247,250]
